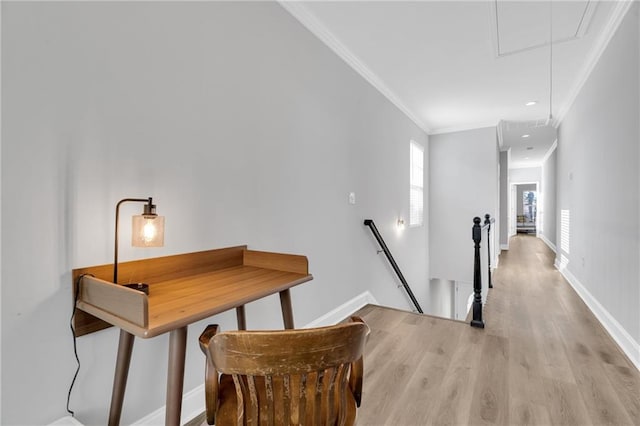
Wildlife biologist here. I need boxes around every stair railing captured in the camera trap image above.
[364,219,424,314]
[484,214,495,289]
[471,214,496,328]
[471,217,485,328]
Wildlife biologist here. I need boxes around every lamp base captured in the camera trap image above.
[123,283,149,295]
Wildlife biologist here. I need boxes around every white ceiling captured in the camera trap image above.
[281,1,630,168]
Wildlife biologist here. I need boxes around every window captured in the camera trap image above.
[409,141,424,227]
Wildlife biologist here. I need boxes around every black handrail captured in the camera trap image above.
[363,219,424,314]
[484,214,494,289]
[471,217,485,328]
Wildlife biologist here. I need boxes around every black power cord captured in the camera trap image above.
[67,273,93,417]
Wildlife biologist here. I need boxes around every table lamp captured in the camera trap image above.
[114,197,165,286]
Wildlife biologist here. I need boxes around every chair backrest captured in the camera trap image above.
[209,321,369,426]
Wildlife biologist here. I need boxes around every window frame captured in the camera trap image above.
[409,140,424,227]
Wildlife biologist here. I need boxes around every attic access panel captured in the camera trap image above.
[494,0,596,57]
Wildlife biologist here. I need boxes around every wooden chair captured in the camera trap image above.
[198,317,370,426]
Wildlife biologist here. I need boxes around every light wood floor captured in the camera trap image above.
[189,234,640,425]
[353,234,640,425]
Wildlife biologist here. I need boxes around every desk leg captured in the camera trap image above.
[108,330,135,426]
[236,305,247,330]
[166,326,187,426]
[279,289,295,329]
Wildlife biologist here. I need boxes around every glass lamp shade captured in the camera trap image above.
[131,214,165,247]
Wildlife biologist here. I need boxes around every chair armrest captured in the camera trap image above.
[199,324,220,353]
[200,325,220,425]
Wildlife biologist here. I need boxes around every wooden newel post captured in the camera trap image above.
[485,214,493,289]
[471,217,485,328]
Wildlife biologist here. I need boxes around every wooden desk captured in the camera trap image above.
[72,246,313,426]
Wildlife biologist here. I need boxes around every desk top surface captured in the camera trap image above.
[73,247,312,337]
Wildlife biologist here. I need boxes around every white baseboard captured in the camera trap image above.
[556,264,640,372]
[131,384,204,426]
[538,234,557,253]
[131,291,379,425]
[303,291,379,328]
[48,417,84,426]
[500,244,509,250]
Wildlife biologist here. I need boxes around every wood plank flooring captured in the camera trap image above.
[188,234,639,425]
[353,234,640,425]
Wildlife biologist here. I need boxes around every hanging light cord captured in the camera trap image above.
[549,0,553,121]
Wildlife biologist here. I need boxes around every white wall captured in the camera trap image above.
[1,2,429,424]
[509,166,541,184]
[556,4,639,364]
[540,146,557,250]
[429,127,498,284]
[493,137,501,263]
[499,150,510,247]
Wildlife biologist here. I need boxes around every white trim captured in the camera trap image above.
[131,385,205,426]
[538,234,557,253]
[541,139,558,165]
[496,120,504,149]
[131,291,379,425]
[510,164,544,170]
[556,264,640,372]
[280,0,634,135]
[429,121,498,136]
[304,291,379,328]
[48,417,84,426]
[500,243,509,250]
[554,1,634,126]
[278,1,429,134]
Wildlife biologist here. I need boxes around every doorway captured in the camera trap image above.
[511,182,539,236]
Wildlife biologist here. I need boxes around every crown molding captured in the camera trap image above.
[278,1,430,134]
[279,1,633,137]
[429,121,498,136]
[509,163,542,170]
[554,0,635,126]
[541,139,558,165]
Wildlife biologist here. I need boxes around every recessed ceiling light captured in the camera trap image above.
[526,147,534,150]
[525,101,537,106]
[525,157,530,159]
[522,134,530,138]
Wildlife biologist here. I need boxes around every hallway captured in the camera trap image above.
[352,234,640,425]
